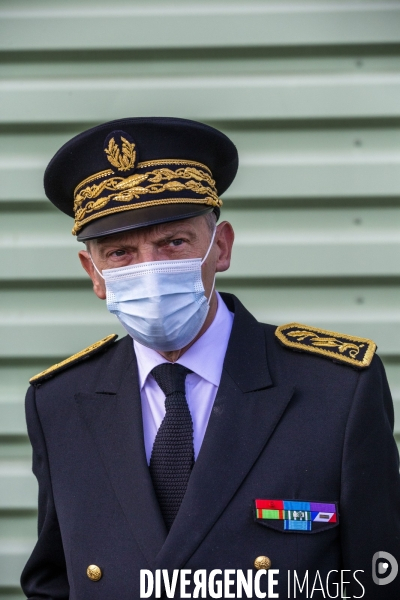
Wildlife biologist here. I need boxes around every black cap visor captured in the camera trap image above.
[77,203,215,241]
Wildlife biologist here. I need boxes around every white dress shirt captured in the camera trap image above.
[134,292,234,464]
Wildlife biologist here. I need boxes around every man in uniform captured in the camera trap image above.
[21,118,400,599]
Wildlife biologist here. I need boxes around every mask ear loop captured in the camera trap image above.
[200,227,217,305]
[201,226,217,266]
[207,275,216,305]
[89,255,105,280]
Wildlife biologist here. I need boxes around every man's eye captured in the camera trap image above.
[170,239,184,246]
[110,249,126,257]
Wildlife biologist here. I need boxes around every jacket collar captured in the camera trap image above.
[219,292,273,392]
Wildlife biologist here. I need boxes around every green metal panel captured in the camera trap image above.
[2,74,400,122]
[1,1,400,596]
[1,1,400,50]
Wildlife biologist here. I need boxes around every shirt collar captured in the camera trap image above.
[134,291,234,389]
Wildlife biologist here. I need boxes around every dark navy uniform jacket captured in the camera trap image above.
[21,293,400,599]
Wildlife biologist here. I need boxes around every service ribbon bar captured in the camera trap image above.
[255,499,338,532]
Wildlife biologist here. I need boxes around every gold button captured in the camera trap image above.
[254,556,271,570]
[87,565,102,581]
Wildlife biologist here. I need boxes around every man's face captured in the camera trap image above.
[79,215,234,302]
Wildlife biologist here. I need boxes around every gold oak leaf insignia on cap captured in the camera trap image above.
[29,334,118,384]
[275,323,376,368]
[104,136,136,171]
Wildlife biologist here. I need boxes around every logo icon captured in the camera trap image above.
[372,551,398,585]
[104,132,136,172]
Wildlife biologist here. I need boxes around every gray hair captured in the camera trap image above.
[204,210,217,235]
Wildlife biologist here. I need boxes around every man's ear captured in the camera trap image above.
[78,250,106,300]
[215,221,235,273]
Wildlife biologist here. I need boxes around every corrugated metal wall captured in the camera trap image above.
[1,1,400,596]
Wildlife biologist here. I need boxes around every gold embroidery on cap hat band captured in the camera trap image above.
[72,159,220,235]
[74,169,114,197]
[74,167,218,215]
[74,160,213,197]
[72,197,220,235]
[136,158,213,173]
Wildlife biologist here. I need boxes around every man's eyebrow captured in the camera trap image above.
[95,238,129,250]
[93,240,134,258]
[92,235,126,247]
[160,228,197,241]
[92,226,197,251]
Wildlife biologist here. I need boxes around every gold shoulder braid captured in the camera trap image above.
[29,334,118,384]
[275,323,376,368]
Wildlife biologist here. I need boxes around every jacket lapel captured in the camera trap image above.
[76,336,167,568]
[155,294,294,570]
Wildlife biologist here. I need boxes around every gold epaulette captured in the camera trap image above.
[29,334,118,384]
[275,323,376,368]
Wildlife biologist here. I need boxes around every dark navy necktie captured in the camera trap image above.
[149,363,194,530]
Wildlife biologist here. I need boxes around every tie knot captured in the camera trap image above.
[151,363,192,396]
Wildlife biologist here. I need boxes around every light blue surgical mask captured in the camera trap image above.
[90,228,216,351]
